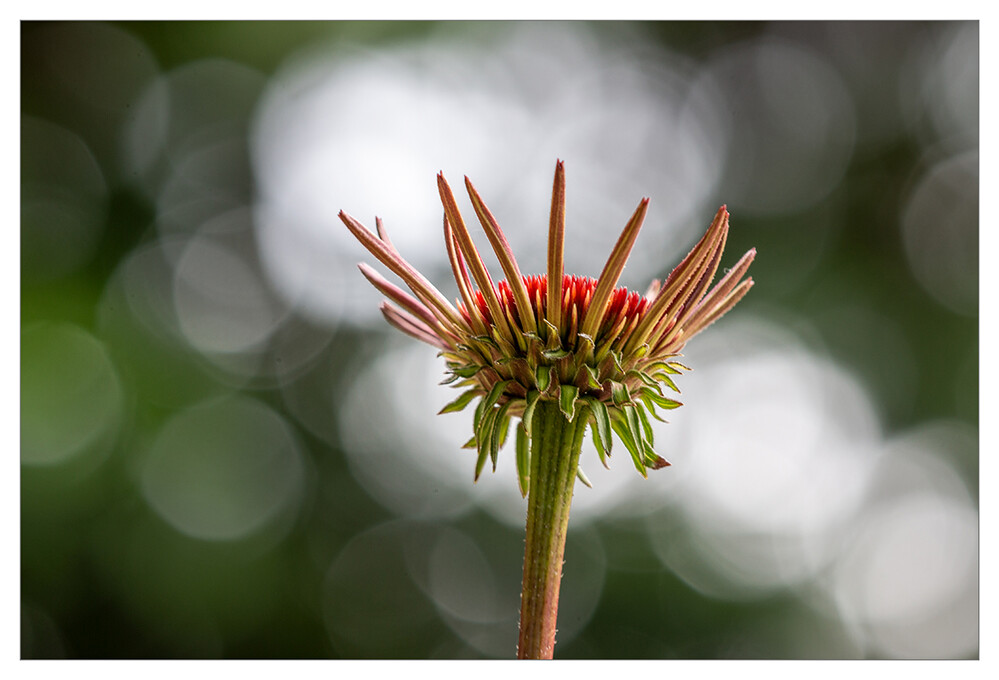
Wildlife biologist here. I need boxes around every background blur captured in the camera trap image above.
[20,20,979,659]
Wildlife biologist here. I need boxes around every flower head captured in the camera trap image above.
[340,161,754,494]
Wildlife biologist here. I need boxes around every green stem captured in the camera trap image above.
[517,398,589,659]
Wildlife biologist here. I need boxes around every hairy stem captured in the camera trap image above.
[517,399,589,659]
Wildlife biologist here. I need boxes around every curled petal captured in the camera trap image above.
[685,247,756,329]
[683,276,755,341]
[654,213,733,350]
[380,301,450,350]
[358,263,460,348]
[625,205,728,353]
[339,211,464,331]
[661,206,729,313]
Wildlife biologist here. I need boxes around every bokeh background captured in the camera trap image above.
[20,20,979,659]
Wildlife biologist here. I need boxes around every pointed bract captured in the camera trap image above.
[579,197,649,340]
[547,160,567,334]
[465,176,538,335]
[437,173,512,342]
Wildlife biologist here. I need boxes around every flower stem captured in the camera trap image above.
[517,398,589,659]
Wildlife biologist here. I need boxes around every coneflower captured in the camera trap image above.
[340,161,754,659]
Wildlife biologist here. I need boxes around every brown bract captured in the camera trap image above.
[340,161,755,492]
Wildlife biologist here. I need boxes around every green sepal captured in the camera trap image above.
[590,420,610,469]
[635,404,656,446]
[438,389,480,415]
[656,374,681,394]
[473,398,485,432]
[450,363,484,378]
[535,365,551,393]
[669,360,691,372]
[522,390,542,433]
[639,394,669,423]
[496,407,512,451]
[474,379,512,431]
[641,389,682,410]
[515,422,530,498]
[624,405,644,453]
[586,397,612,461]
[633,343,650,359]
[642,439,670,470]
[490,401,513,472]
[645,360,679,375]
[439,373,462,386]
[644,362,681,392]
[473,404,496,481]
[611,381,632,407]
[627,369,664,395]
[462,434,477,449]
[611,413,647,479]
[576,466,592,489]
[559,384,579,420]
[583,364,602,389]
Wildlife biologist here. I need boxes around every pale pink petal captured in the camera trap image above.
[683,277,754,341]
[380,301,450,350]
[358,263,461,346]
[689,247,756,320]
[339,210,463,330]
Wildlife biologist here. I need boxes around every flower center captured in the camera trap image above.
[461,274,650,347]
